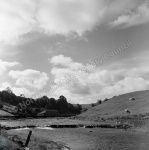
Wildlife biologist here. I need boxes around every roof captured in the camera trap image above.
[38,109,59,115]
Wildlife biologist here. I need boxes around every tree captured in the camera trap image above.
[57,95,68,111]
[76,104,82,114]
[0,103,3,109]
[97,99,102,105]
[5,87,13,94]
[0,89,82,116]
[91,103,96,107]
[48,98,57,109]
[104,98,109,102]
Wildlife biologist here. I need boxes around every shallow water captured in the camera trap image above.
[36,127,54,130]
[2,118,149,150]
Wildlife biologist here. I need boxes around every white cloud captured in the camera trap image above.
[111,2,149,28]
[11,87,33,97]
[0,0,149,44]
[87,70,117,86]
[0,59,20,75]
[48,54,149,103]
[50,54,83,69]
[0,82,33,97]
[9,69,49,90]
[84,66,149,100]
[103,77,149,96]
[36,0,104,36]
[0,0,36,44]
[50,54,84,81]
[0,82,12,90]
[50,54,73,67]
[49,55,91,98]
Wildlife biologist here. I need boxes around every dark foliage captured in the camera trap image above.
[91,103,96,107]
[97,99,102,105]
[0,88,82,116]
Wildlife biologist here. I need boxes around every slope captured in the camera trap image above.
[80,90,149,118]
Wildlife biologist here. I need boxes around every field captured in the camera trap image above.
[2,118,149,150]
[80,90,149,119]
[1,90,149,149]
[0,117,149,150]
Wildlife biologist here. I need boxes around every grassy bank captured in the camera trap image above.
[0,127,69,150]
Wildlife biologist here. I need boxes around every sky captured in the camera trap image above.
[0,0,149,104]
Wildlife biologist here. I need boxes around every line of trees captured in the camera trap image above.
[0,88,82,116]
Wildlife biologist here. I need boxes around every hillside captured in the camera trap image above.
[79,90,149,119]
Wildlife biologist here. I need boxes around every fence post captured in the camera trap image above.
[25,130,32,147]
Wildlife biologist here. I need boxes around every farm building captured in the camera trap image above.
[37,109,59,117]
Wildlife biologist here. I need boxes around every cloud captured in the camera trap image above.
[36,0,149,35]
[103,77,149,96]
[50,54,73,67]
[50,54,83,69]
[69,82,91,95]
[49,55,90,96]
[0,59,20,75]
[0,82,12,90]
[48,54,149,103]
[36,0,104,36]
[87,70,117,86]
[50,54,84,81]
[110,2,149,28]
[0,82,33,97]
[85,66,149,99]
[12,87,33,97]
[9,69,49,90]
[1,0,149,44]
[0,0,36,44]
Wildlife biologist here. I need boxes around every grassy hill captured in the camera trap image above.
[79,90,149,119]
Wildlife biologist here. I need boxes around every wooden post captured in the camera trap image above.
[25,130,32,147]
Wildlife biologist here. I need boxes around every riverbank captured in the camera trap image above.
[8,127,149,150]
[1,117,149,149]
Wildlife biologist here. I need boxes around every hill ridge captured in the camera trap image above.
[80,90,149,118]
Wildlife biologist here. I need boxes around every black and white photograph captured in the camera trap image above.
[0,0,149,149]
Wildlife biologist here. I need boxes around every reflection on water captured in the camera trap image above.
[36,127,54,130]
[13,127,54,131]
[13,127,31,130]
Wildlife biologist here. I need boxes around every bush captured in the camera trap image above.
[91,104,96,107]
[97,100,102,105]
[103,98,109,102]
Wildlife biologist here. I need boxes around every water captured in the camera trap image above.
[1,118,149,150]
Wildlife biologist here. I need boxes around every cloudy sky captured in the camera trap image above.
[0,0,149,104]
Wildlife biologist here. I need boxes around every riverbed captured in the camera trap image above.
[1,118,149,150]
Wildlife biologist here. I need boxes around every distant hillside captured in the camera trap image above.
[80,90,149,119]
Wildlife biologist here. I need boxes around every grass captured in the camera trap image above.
[0,122,69,150]
[77,90,149,133]
[79,90,149,119]
[0,128,23,150]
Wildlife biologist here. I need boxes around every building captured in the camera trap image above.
[37,109,59,117]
